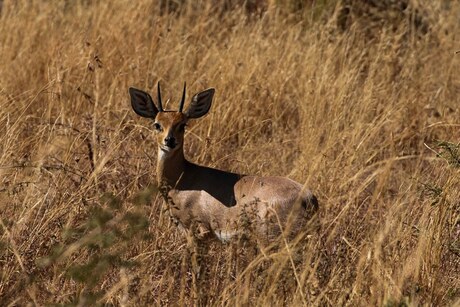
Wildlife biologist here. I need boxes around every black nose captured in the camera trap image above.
[164,136,176,148]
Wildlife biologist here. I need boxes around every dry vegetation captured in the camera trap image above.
[1,0,459,305]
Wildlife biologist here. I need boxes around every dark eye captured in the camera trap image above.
[179,123,186,132]
[153,123,162,131]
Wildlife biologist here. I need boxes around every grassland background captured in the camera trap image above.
[0,0,459,305]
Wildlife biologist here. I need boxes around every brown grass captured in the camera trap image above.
[0,0,459,305]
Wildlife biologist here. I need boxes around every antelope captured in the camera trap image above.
[129,83,318,243]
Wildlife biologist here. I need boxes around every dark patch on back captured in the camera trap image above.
[179,162,243,207]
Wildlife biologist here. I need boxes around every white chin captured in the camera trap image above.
[160,146,175,153]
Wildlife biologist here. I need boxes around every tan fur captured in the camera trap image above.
[153,112,318,243]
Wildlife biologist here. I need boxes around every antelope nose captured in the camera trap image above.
[164,136,176,148]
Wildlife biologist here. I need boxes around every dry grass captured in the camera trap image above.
[0,0,459,305]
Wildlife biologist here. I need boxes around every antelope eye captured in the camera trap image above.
[153,123,162,131]
[179,123,186,132]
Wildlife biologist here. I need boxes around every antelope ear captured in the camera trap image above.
[185,88,215,119]
[129,87,159,118]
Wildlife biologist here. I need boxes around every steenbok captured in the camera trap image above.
[129,83,318,243]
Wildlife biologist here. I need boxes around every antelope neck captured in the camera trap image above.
[156,145,186,188]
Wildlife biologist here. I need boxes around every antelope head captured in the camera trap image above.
[129,82,215,155]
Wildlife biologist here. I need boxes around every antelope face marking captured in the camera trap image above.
[153,112,188,154]
[130,82,215,157]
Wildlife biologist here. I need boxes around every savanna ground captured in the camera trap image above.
[0,0,459,305]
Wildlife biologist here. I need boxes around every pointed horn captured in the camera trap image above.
[179,82,186,112]
[157,82,164,112]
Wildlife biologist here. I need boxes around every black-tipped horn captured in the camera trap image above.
[157,82,164,112]
[179,82,186,112]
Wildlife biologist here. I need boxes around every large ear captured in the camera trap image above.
[129,87,159,118]
[185,88,215,119]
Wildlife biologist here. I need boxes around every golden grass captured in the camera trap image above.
[0,0,459,305]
